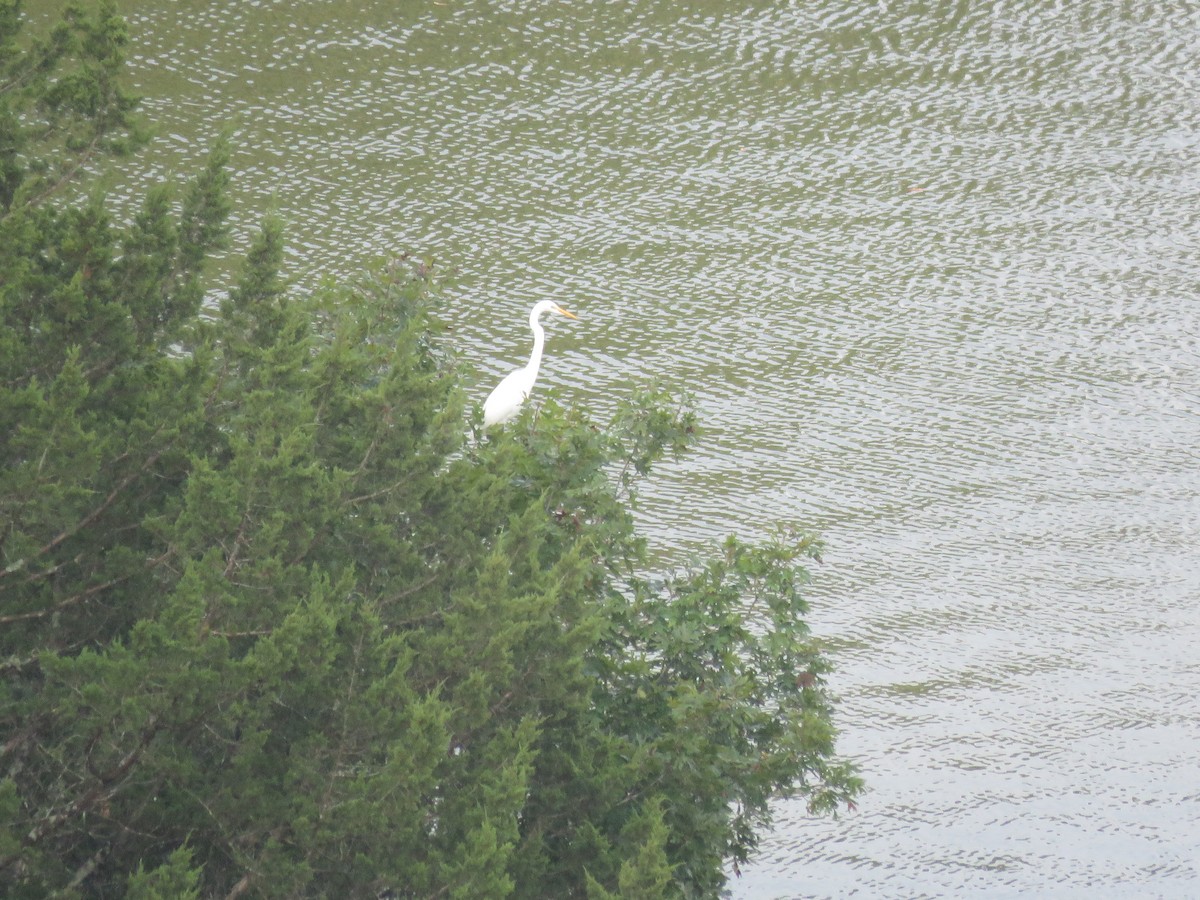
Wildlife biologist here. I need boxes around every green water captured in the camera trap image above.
[107,1,1200,894]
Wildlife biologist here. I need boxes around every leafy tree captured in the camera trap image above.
[1,2,861,897]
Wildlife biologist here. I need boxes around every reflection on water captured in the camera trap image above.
[117,0,1200,894]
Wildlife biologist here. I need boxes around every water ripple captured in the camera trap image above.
[115,0,1200,894]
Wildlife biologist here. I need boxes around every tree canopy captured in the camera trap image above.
[0,2,861,896]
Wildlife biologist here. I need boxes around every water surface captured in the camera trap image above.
[116,0,1200,894]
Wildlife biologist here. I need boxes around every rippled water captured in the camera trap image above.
[115,0,1200,894]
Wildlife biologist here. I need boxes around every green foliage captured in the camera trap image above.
[473,405,862,897]
[126,846,201,900]
[0,0,146,212]
[1,3,861,898]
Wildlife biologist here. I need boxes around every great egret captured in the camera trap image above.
[483,300,578,427]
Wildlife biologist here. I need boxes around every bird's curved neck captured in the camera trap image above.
[525,310,546,373]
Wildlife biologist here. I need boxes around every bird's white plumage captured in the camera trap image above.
[483,300,577,427]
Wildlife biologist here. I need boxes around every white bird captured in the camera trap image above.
[483,300,578,427]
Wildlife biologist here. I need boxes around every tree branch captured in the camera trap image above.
[0,573,129,625]
[64,847,107,893]
[0,444,167,585]
[1,715,160,872]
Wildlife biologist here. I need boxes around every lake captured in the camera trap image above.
[115,0,1200,895]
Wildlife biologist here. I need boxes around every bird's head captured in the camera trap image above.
[532,299,578,321]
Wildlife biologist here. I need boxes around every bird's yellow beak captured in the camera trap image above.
[558,306,578,319]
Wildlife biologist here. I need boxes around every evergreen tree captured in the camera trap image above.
[1,3,861,897]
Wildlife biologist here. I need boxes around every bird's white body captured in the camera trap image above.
[483,367,538,427]
[483,300,577,427]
